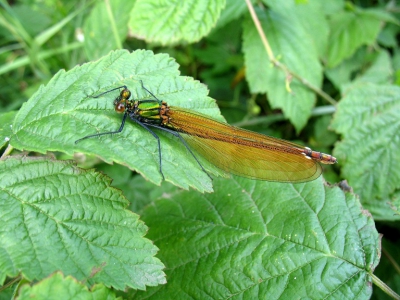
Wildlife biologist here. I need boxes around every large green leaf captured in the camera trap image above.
[83,0,135,60]
[243,5,323,131]
[264,0,329,58]
[16,272,117,300]
[331,83,400,206]
[129,0,226,45]
[10,50,223,192]
[127,176,380,299]
[325,8,382,68]
[0,157,165,290]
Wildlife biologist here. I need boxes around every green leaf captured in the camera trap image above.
[264,0,329,58]
[395,48,400,80]
[326,50,393,92]
[389,190,400,216]
[95,164,179,213]
[35,9,80,46]
[313,115,338,148]
[243,5,322,131]
[319,0,345,15]
[127,176,380,299]
[126,175,180,213]
[8,4,52,38]
[129,0,226,45]
[193,20,242,77]
[325,47,369,90]
[377,23,400,48]
[365,195,400,221]
[16,272,118,300]
[0,157,165,290]
[83,0,135,60]
[352,50,393,85]
[0,111,16,149]
[331,83,400,203]
[10,49,223,192]
[215,0,249,29]
[363,8,400,25]
[325,9,381,68]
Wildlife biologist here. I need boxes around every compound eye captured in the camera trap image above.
[120,89,131,100]
[115,102,126,113]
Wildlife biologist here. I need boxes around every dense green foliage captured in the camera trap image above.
[0,0,399,299]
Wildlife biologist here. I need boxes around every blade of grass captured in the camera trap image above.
[0,42,83,76]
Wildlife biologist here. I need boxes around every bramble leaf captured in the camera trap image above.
[128,176,380,299]
[325,8,381,68]
[331,83,400,211]
[16,272,118,300]
[263,0,329,58]
[0,157,165,290]
[129,0,226,45]
[10,49,224,192]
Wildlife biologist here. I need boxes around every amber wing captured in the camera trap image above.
[166,107,322,182]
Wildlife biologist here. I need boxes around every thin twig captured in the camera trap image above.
[382,247,400,274]
[0,275,21,292]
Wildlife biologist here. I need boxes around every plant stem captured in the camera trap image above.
[0,42,83,76]
[371,273,400,300]
[0,275,21,292]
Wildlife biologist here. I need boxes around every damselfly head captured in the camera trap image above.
[114,101,126,113]
[113,88,132,113]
